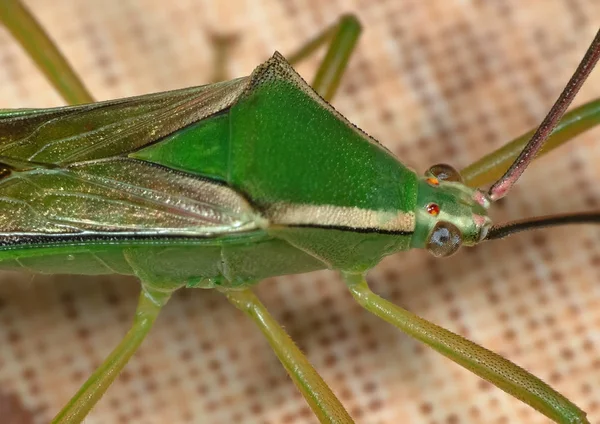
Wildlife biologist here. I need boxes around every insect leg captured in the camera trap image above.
[51,288,169,424]
[224,288,354,424]
[286,14,362,102]
[343,273,588,424]
[207,32,240,83]
[0,0,93,104]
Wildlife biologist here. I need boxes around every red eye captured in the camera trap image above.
[426,203,440,216]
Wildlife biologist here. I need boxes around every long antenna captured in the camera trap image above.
[485,212,600,240]
[488,28,600,201]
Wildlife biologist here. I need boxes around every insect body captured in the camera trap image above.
[0,48,593,423]
[0,52,491,289]
[1,2,600,423]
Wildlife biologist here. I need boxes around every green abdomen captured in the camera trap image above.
[0,232,326,288]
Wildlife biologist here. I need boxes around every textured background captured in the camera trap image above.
[0,1,600,423]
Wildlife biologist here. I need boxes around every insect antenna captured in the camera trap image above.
[485,212,600,240]
[488,28,600,202]
[481,28,600,241]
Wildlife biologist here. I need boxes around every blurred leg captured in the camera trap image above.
[0,0,93,104]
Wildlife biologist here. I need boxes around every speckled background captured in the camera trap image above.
[0,1,600,423]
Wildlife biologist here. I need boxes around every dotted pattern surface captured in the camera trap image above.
[1,1,600,423]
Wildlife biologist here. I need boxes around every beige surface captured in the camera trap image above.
[0,1,600,423]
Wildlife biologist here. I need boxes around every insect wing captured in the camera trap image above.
[0,77,259,245]
[0,76,248,164]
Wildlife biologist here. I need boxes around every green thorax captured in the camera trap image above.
[134,53,420,271]
[135,53,418,213]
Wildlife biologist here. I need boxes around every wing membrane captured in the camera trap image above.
[0,158,257,236]
[0,77,259,243]
[0,77,248,164]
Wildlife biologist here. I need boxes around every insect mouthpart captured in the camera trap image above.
[473,213,492,242]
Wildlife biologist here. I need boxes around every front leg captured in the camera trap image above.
[343,273,588,424]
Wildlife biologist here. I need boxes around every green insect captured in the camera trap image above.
[0,2,599,423]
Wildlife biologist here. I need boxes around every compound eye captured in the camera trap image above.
[426,221,463,257]
[426,163,463,183]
